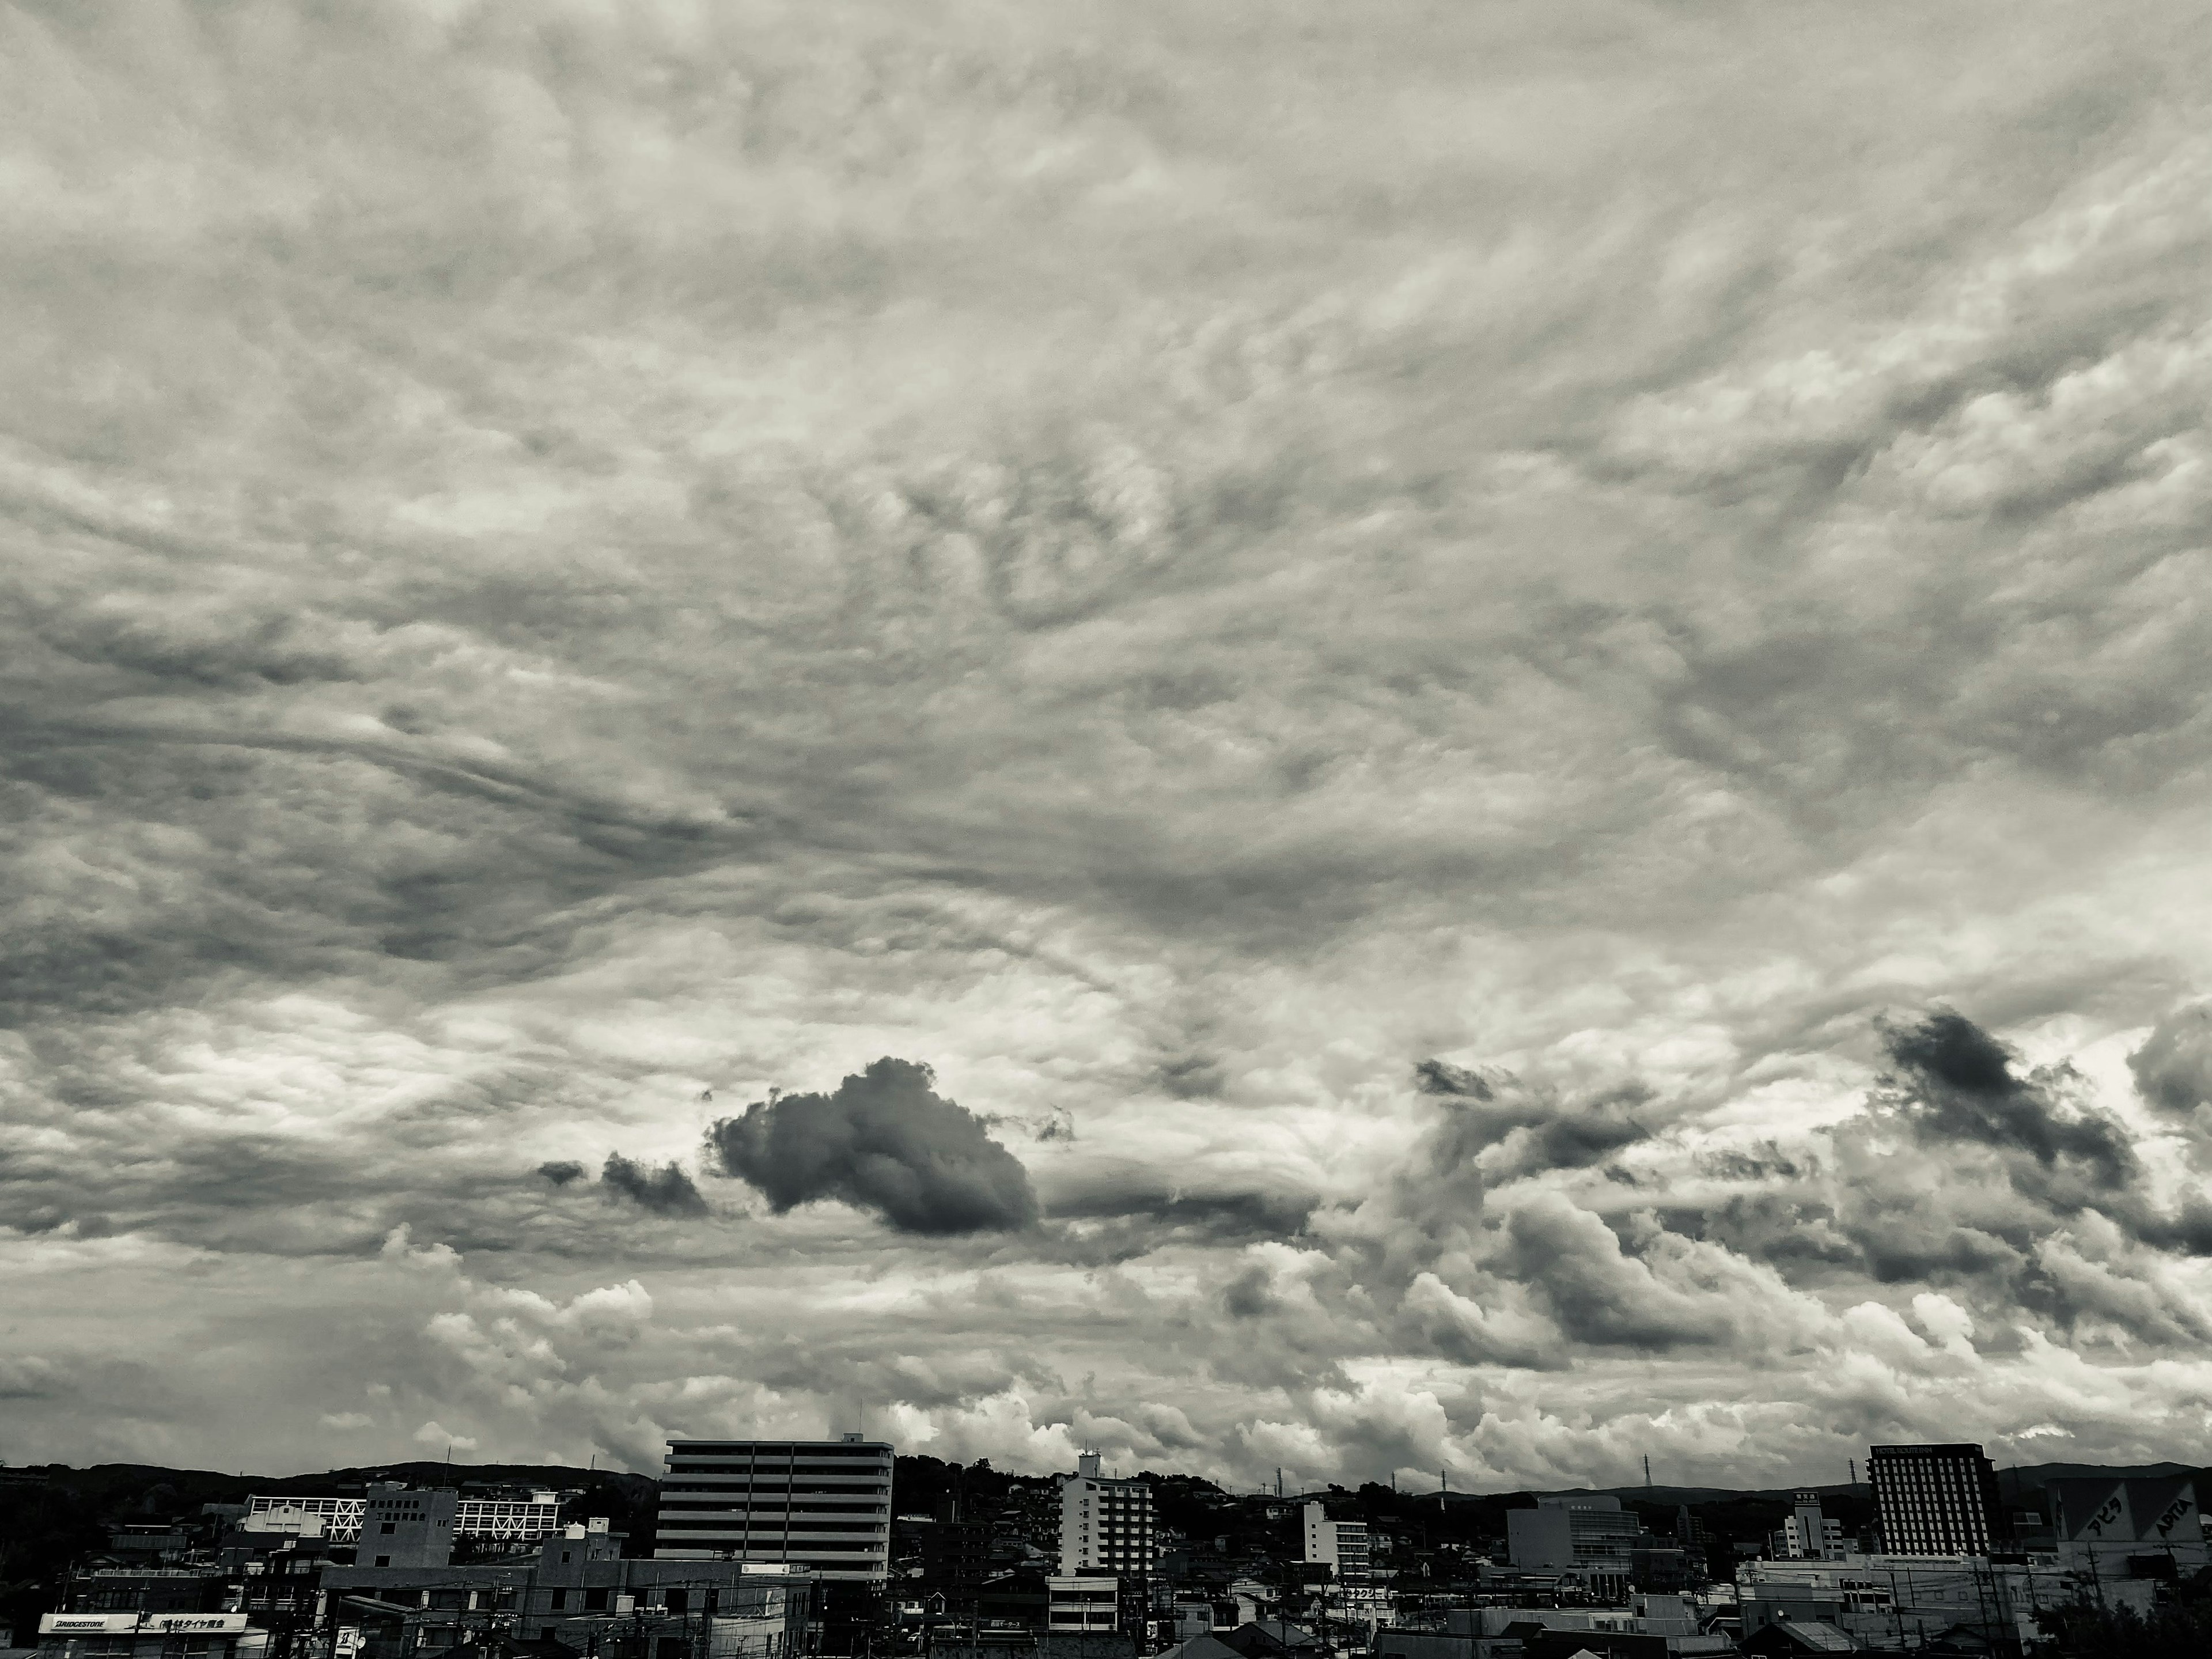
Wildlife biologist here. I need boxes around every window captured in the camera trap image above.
[584,1589,609,1612]
[381,1523,397,1535]
[374,1556,392,1568]
[665,1591,688,1613]
[550,1592,567,1611]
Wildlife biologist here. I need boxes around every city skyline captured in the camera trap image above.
[6,2,2212,1498]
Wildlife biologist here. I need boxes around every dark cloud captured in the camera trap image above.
[1499,1089,1652,1179]
[600,1153,709,1217]
[1502,1199,1736,1351]
[2129,1001,2212,1116]
[704,1058,1039,1236]
[1415,1058,1495,1099]
[1222,1263,1278,1320]
[1404,1064,1653,1185]
[1879,1010,2137,1191]
[1695,1143,1815,1182]
[537,1160,587,1187]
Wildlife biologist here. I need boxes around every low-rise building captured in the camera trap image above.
[39,1612,266,1659]
[319,1520,810,1659]
[1046,1580,1118,1636]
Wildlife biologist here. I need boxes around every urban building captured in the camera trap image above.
[1736,1552,2116,1650]
[242,1488,563,1547]
[63,1573,228,1617]
[37,1613,264,1659]
[1056,1457,1155,1582]
[895,1512,993,1610]
[1297,1505,1369,1586]
[321,1521,809,1659]
[1773,1493,1844,1562]
[2047,1476,2206,1578]
[1045,1580,1118,1635]
[1376,1603,1728,1659]
[357,1488,456,1570]
[1505,1497,1640,1572]
[656,1435,894,1582]
[1866,1444,2007,1556]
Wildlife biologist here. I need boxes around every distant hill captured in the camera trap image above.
[1550,1460,2204,1507]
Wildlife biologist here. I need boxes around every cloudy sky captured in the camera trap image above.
[5,0,2212,1493]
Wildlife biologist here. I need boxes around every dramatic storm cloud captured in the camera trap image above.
[599,1153,709,1218]
[5,0,2212,1488]
[706,1059,1039,1236]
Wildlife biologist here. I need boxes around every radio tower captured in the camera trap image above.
[1645,1455,1653,1490]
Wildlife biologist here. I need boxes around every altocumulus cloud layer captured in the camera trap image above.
[4,0,2212,1485]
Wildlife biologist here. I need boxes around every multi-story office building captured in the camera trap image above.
[1506,1496,1641,1572]
[655,1435,894,1582]
[1868,1445,2007,1556]
[1057,1455,1156,1581]
[1777,1492,1846,1560]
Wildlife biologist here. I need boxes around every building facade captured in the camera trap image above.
[2047,1476,2206,1578]
[1045,1579,1119,1635]
[39,1612,264,1659]
[321,1522,809,1659]
[1505,1497,1639,1573]
[1867,1445,2006,1556]
[1056,1457,1154,1582]
[244,1488,563,1546]
[1299,1505,1369,1586]
[656,1436,894,1582]
[1776,1493,1846,1561]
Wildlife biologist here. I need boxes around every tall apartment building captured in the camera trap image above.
[1058,1454,1156,1581]
[655,1435,894,1582]
[1868,1444,2008,1556]
[1301,1502,1371,1585]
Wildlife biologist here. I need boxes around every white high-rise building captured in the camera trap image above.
[1302,1502,1371,1585]
[656,1435,893,1581]
[1058,1453,1156,1580]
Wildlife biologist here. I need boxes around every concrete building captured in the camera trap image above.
[1505,1496,1640,1573]
[357,1489,456,1571]
[1056,1457,1154,1582]
[1866,1444,2006,1556]
[243,1489,563,1547]
[321,1522,809,1659]
[1774,1493,1845,1562]
[2047,1475,2206,1579]
[1297,1505,1370,1586]
[1045,1580,1119,1635]
[656,1435,894,1582]
[39,1612,266,1659]
[1737,1552,2118,1650]
[1376,1603,1728,1659]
